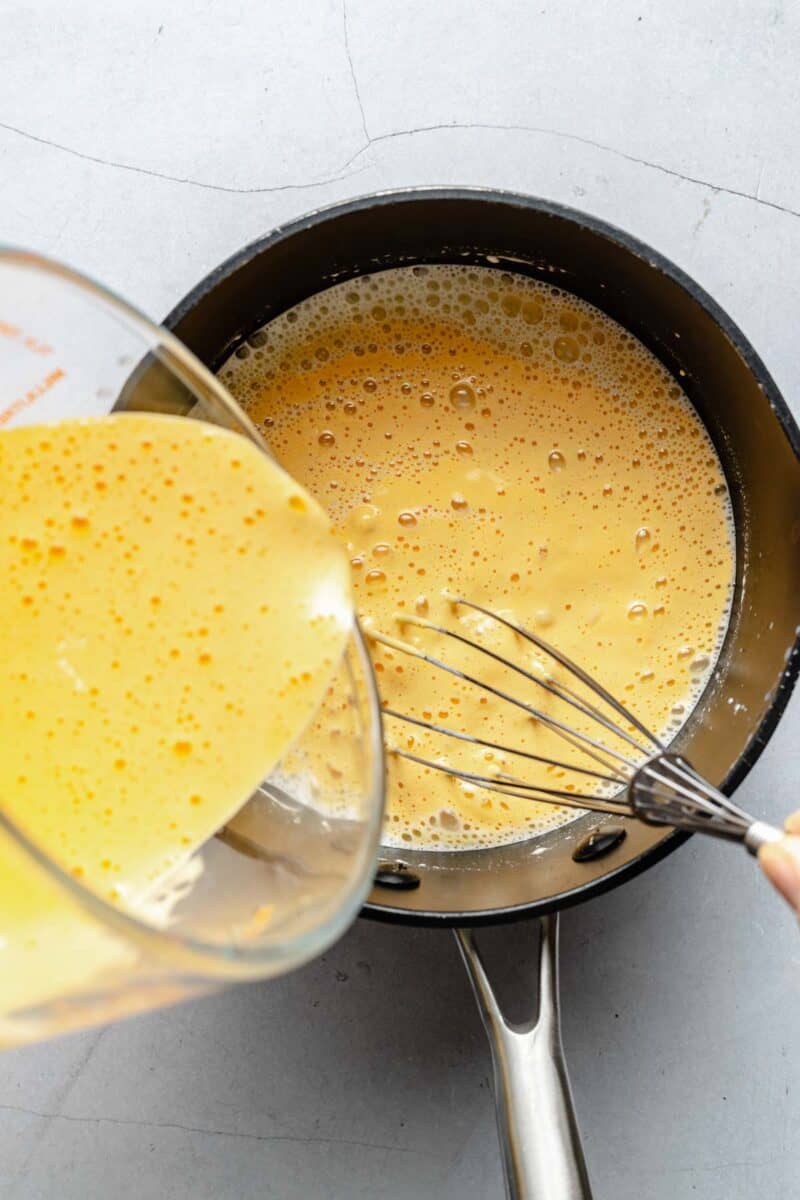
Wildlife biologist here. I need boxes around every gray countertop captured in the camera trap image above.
[2,2,800,1196]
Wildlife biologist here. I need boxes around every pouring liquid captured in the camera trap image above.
[0,413,351,1023]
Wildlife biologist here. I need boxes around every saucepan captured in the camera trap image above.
[163,189,800,1199]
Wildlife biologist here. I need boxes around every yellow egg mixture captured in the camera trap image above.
[222,265,735,850]
[0,413,351,1021]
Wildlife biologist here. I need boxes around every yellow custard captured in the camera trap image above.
[222,265,735,850]
[0,413,351,1018]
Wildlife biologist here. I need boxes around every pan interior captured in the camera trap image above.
[218,261,736,862]
[160,191,800,924]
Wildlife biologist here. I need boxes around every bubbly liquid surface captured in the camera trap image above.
[222,265,735,850]
[0,414,351,1017]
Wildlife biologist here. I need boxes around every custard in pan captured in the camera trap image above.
[223,265,734,850]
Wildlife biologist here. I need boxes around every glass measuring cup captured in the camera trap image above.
[0,249,385,1048]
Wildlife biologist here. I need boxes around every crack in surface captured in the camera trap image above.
[1,115,798,223]
[15,1028,108,1181]
[340,122,800,222]
[0,119,368,196]
[0,1101,418,1156]
[342,0,369,142]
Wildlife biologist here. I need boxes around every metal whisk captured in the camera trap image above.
[372,595,782,854]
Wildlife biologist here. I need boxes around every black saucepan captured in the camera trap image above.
[164,189,800,1198]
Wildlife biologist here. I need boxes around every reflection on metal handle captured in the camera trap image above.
[744,820,783,855]
[455,915,593,1200]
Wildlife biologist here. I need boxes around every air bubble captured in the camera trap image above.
[553,336,579,363]
[521,301,543,324]
[449,383,476,410]
[353,504,380,530]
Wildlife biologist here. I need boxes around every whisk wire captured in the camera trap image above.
[372,597,779,854]
[447,595,666,753]
[398,610,653,759]
[390,745,631,815]
[372,628,640,771]
[384,706,627,786]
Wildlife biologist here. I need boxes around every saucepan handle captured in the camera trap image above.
[455,915,593,1200]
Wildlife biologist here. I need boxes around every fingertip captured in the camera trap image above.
[785,811,800,835]
[760,839,800,909]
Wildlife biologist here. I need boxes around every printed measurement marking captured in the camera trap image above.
[0,321,53,356]
[0,367,66,426]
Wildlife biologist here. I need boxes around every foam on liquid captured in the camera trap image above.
[222,265,735,850]
[0,413,351,1022]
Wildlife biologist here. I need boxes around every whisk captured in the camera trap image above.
[372,595,782,854]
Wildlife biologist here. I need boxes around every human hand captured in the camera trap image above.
[759,812,800,912]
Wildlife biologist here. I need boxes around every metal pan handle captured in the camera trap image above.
[455,915,593,1200]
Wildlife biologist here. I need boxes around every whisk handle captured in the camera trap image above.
[456,916,593,1200]
[744,820,784,855]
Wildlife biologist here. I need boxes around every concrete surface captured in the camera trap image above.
[2,2,800,1197]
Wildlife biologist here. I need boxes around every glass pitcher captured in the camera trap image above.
[0,250,385,1048]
